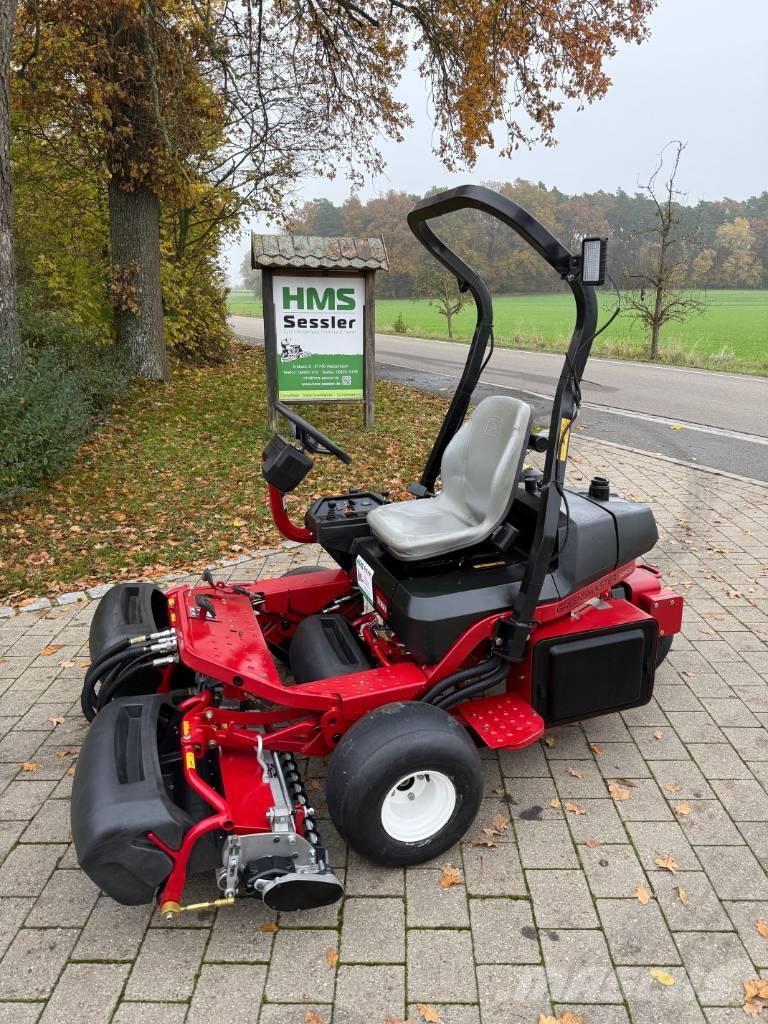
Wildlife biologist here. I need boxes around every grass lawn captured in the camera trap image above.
[228,289,768,373]
[0,346,449,603]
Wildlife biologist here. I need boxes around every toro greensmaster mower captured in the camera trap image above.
[71,185,683,918]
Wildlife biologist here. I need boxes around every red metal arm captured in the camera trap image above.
[267,484,313,544]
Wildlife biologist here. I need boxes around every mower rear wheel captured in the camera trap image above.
[326,702,483,866]
[656,635,673,666]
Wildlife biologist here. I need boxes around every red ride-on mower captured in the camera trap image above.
[71,186,683,919]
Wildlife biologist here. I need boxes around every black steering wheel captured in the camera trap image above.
[275,402,352,465]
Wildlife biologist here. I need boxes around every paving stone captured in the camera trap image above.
[554,1006,630,1024]
[624,820,702,871]
[514,819,579,868]
[689,743,753,779]
[265,929,337,1002]
[650,870,733,931]
[22,799,73,843]
[723,900,768,966]
[260,1006,334,1024]
[647,758,715,799]
[0,896,33,958]
[407,929,477,1002]
[593,742,651,779]
[39,962,129,1024]
[579,843,648,897]
[499,743,549,777]
[631,726,689,760]
[407,1004,479,1024]
[468,897,540,964]
[405,869,469,927]
[677,799,746,845]
[0,927,78,998]
[334,965,404,1024]
[710,778,768,820]
[542,725,592,759]
[476,964,551,1020]
[526,869,599,928]
[540,929,622,1003]
[696,844,768,900]
[27,868,98,927]
[124,928,208,1001]
[505,776,563,820]
[550,759,608,797]
[187,964,267,1024]
[205,898,277,961]
[112,1005,188,1024]
[73,897,152,961]
[564,798,628,844]
[703,697,760,728]
[344,851,402,896]
[596,898,680,965]
[613,777,674,821]
[720,727,768,762]
[676,931,754,1006]
[666,712,726,743]
[617,965,706,1024]
[340,897,404,963]
[0,842,66,896]
[461,840,526,896]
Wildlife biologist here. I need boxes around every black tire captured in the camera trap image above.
[656,634,673,667]
[326,702,483,867]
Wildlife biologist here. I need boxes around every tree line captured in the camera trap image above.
[283,178,768,299]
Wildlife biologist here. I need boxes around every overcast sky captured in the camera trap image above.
[226,0,768,284]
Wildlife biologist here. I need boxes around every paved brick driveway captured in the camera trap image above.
[0,439,767,1024]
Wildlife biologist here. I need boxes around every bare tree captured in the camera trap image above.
[624,141,705,360]
[0,0,21,379]
[416,265,471,341]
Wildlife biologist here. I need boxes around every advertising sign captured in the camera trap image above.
[272,274,365,400]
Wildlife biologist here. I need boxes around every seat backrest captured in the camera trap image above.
[440,395,533,528]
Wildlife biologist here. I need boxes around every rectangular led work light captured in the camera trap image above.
[581,237,607,286]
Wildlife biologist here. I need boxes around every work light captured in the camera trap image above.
[581,237,607,286]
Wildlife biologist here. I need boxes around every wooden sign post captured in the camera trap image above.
[252,234,388,431]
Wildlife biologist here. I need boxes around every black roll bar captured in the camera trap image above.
[407,184,601,661]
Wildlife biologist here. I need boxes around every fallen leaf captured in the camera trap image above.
[670,424,684,431]
[490,813,510,834]
[55,748,77,758]
[325,946,338,968]
[655,854,679,874]
[743,979,768,1017]
[59,660,76,669]
[650,968,676,986]
[589,742,604,754]
[416,1005,443,1024]
[543,734,556,748]
[663,784,682,794]
[259,922,279,933]
[674,802,691,816]
[439,865,464,888]
[567,766,584,779]
[548,796,561,809]
[653,730,663,740]
[585,838,601,849]
[492,787,505,796]
[564,801,586,816]
[635,883,651,905]
[385,1017,409,1024]
[471,838,497,848]
[66,765,76,777]
[48,717,64,726]
[304,1012,325,1024]
[538,1014,584,1024]
[674,885,689,907]
[608,782,631,801]
[756,919,768,939]
[40,645,63,656]
[20,762,38,772]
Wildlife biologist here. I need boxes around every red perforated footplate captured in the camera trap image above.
[457,693,545,750]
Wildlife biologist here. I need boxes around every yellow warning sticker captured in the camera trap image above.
[182,720,190,737]
[185,751,196,771]
[558,418,572,461]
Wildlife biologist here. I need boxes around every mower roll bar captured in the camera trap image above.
[407,184,601,661]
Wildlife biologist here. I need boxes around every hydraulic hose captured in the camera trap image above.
[81,633,177,720]
[434,659,509,712]
[420,655,501,706]
[94,655,156,712]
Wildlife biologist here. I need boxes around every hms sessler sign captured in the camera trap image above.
[273,275,364,401]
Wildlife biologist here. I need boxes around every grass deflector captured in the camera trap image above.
[71,186,683,917]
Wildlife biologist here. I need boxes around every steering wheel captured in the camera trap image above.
[275,403,352,465]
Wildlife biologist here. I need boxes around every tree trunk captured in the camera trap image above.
[108,176,169,380]
[650,286,663,360]
[0,0,21,380]
[445,310,453,340]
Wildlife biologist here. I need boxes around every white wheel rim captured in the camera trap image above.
[380,771,457,843]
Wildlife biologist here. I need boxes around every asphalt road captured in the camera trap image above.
[229,315,768,482]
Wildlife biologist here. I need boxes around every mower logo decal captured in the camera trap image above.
[355,555,375,607]
[554,565,633,615]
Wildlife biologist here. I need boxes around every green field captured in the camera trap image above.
[228,289,768,373]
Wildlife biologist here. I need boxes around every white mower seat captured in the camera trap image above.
[368,395,533,561]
